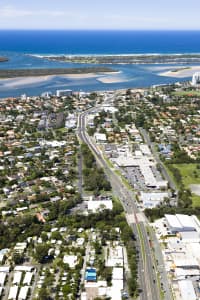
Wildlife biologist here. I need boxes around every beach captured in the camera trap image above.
[159,66,200,78]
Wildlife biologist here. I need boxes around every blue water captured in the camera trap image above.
[0,30,200,97]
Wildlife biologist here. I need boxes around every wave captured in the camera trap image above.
[28,52,200,58]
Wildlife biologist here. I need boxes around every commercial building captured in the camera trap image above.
[56,89,72,97]
[0,272,6,286]
[8,286,18,300]
[178,280,196,300]
[114,154,168,189]
[94,133,107,143]
[140,191,169,208]
[110,268,123,300]
[191,72,200,86]
[165,214,199,233]
[18,286,29,300]
[87,198,113,213]
[0,287,3,298]
[23,272,33,286]
[106,245,124,267]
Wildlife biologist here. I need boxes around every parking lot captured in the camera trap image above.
[123,166,146,191]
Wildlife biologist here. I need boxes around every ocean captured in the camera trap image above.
[0,30,200,97]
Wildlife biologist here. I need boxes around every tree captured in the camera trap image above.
[34,244,50,263]
[38,287,52,300]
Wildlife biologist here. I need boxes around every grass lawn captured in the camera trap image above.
[172,163,200,207]
[191,194,200,207]
[173,164,200,186]
[172,90,200,97]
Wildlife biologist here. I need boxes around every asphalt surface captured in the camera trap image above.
[77,146,83,195]
[76,97,172,300]
[139,128,177,192]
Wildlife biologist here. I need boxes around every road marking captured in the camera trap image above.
[136,213,146,223]
[126,213,136,224]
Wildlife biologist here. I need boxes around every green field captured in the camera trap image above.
[172,90,200,97]
[171,164,200,207]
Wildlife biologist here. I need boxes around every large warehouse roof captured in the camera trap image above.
[165,214,199,232]
[165,214,183,231]
[176,214,197,230]
[178,280,196,300]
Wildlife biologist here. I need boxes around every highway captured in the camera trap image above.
[76,96,172,300]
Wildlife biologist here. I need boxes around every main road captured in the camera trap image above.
[77,96,172,300]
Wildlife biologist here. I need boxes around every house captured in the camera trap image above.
[63,255,78,268]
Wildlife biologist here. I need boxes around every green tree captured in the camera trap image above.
[34,244,50,263]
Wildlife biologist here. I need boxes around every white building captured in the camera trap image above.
[14,266,34,272]
[0,287,3,298]
[0,273,6,286]
[63,255,78,268]
[110,267,123,300]
[94,133,107,143]
[191,72,200,86]
[106,244,124,267]
[8,286,18,300]
[165,214,199,233]
[18,286,29,300]
[13,271,22,285]
[0,266,10,273]
[140,192,169,208]
[23,272,33,285]
[87,199,113,213]
[178,280,196,300]
[56,89,72,97]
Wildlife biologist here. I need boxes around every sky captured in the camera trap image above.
[0,0,200,30]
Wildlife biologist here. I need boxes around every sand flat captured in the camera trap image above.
[0,71,121,88]
[159,66,200,78]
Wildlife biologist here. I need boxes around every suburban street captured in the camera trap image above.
[76,96,173,300]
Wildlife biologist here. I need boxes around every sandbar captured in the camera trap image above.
[0,72,120,88]
[0,76,51,88]
[97,76,129,84]
[159,66,200,78]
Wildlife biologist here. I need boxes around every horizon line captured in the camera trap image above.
[1,28,200,31]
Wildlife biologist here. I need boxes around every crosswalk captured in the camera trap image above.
[126,212,146,224]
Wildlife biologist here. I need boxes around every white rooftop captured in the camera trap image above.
[14,266,34,272]
[8,286,18,300]
[112,267,123,280]
[23,272,33,285]
[178,280,196,300]
[176,214,197,230]
[165,214,182,231]
[0,266,10,273]
[18,286,29,300]
[0,272,6,286]
[63,255,77,268]
[88,200,113,212]
[13,272,22,285]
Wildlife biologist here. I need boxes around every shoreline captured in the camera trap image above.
[32,53,200,65]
